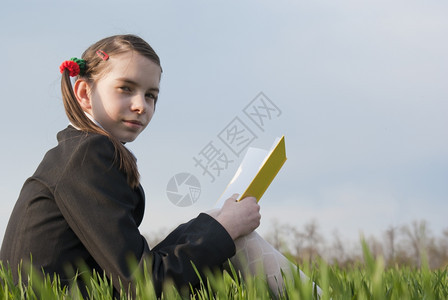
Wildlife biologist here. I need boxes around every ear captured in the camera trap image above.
[73,79,93,113]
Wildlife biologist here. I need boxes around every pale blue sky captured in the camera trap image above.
[1,0,447,247]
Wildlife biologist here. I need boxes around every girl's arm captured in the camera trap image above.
[54,134,235,296]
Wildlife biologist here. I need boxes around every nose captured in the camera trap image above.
[131,94,147,114]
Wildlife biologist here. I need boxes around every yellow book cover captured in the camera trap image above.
[215,136,287,207]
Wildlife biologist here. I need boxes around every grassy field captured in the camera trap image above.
[1,243,447,299]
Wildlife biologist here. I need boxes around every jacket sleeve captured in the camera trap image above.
[53,134,235,295]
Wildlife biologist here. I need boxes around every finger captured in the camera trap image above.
[241,196,257,203]
[230,193,239,201]
[224,195,238,205]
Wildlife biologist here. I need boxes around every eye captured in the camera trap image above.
[145,93,158,102]
[119,86,132,92]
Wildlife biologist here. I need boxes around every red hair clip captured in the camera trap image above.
[96,50,109,61]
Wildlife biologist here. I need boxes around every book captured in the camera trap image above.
[215,136,287,207]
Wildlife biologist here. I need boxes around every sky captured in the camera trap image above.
[0,0,447,250]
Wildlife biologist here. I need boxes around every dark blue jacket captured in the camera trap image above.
[0,126,235,296]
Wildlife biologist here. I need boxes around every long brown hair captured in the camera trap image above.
[61,34,162,189]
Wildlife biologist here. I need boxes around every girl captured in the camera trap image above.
[0,34,261,297]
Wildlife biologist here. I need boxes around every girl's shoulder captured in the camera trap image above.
[57,125,106,140]
[52,126,116,162]
[31,127,117,188]
[57,126,113,148]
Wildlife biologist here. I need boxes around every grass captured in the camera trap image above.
[1,242,447,299]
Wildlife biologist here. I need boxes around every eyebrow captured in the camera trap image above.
[115,78,160,93]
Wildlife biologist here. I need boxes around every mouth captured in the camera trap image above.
[123,119,145,129]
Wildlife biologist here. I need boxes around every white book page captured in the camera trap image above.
[214,137,282,208]
[215,147,268,208]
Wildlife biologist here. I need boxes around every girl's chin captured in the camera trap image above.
[119,136,138,143]
[113,128,145,143]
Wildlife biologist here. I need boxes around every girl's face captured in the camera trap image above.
[84,51,161,143]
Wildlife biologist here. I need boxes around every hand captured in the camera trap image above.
[213,194,261,240]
